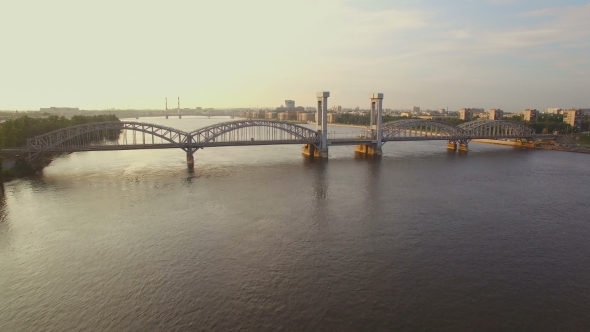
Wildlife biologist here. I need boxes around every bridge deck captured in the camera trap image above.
[3,135,558,156]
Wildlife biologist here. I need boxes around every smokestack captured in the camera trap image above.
[166,97,168,111]
[178,97,180,113]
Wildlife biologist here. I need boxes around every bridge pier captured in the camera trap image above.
[187,153,194,171]
[458,139,469,152]
[447,141,457,151]
[354,144,382,156]
[352,93,384,157]
[302,144,317,157]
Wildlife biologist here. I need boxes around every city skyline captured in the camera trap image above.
[2,0,589,112]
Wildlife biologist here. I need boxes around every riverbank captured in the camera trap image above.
[472,139,523,147]
[473,139,590,154]
[1,155,55,183]
[326,123,367,129]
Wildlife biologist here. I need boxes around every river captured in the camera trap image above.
[1,116,589,331]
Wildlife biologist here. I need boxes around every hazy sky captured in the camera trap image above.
[2,0,589,112]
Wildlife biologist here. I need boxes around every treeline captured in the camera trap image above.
[0,114,120,149]
[508,114,575,134]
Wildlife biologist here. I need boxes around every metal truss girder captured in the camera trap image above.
[189,120,319,145]
[27,121,190,154]
[381,119,467,140]
[457,120,536,138]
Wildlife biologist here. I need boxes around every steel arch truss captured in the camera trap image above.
[189,120,319,146]
[381,119,466,141]
[27,121,191,158]
[457,120,536,139]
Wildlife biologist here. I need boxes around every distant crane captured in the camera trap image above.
[178,97,181,119]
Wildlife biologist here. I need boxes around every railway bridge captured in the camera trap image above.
[14,92,554,170]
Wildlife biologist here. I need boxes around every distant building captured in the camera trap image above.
[489,109,503,120]
[412,106,420,113]
[563,109,583,131]
[327,113,341,123]
[285,100,295,109]
[438,109,446,114]
[544,108,562,114]
[503,113,521,119]
[40,107,80,115]
[401,112,411,117]
[286,110,297,120]
[297,113,312,122]
[458,108,473,121]
[478,112,490,120]
[265,112,277,119]
[523,109,538,122]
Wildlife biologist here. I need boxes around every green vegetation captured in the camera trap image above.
[505,114,574,134]
[439,117,467,126]
[0,114,119,149]
[1,157,34,181]
[0,114,120,181]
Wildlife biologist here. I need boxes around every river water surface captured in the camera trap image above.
[1,116,590,331]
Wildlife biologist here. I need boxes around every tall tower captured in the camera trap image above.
[316,92,330,158]
[178,97,182,119]
[354,93,383,156]
[371,93,384,155]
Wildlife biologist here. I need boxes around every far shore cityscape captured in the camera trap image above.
[2,101,589,134]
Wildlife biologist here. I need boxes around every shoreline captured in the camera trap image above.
[326,123,367,129]
[473,139,590,155]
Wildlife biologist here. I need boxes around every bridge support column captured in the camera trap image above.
[316,92,330,158]
[187,153,194,171]
[370,93,384,150]
[447,140,457,151]
[458,139,469,152]
[302,144,317,157]
[354,144,382,156]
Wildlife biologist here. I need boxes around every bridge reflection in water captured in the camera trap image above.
[22,92,553,170]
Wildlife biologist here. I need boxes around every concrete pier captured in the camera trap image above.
[302,144,317,157]
[187,154,194,170]
[447,142,457,150]
[354,144,382,156]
